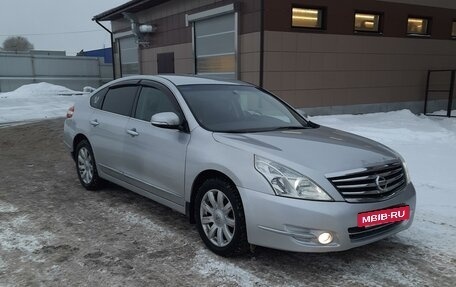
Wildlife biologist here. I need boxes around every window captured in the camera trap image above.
[179,85,307,132]
[292,7,323,29]
[194,13,236,79]
[118,36,139,76]
[157,52,175,74]
[90,88,108,109]
[407,17,430,35]
[134,86,180,122]
[102,86,138,116]
[452,21,456,38]
[354,13,381,33]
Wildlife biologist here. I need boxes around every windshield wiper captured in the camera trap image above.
[268,126,309,131]
[219,126,310,133]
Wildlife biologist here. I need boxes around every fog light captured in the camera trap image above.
[318,232,333,245]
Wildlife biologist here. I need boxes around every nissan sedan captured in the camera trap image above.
[63,75,416,256]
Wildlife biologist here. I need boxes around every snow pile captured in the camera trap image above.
[0,82,76,99]
[312,110,456,254]
[0,82,83,124]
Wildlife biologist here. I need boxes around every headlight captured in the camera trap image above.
[397,154,411,184]
[381,145,411,185]
[254,155,333,201]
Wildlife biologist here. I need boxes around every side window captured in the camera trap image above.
[89,87,108,109]
[134,86,180,122]
[102,86,138,116]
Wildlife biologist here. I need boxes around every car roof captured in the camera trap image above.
[113,74,251,87]
[158,75,250,86]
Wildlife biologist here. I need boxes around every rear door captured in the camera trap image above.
[89,82,139,178]
[122,81,190,205]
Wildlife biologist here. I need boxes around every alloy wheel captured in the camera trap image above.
[200,189,236,247]
[77,147,93,184]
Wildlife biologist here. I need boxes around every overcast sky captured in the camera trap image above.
[0,0,129,55]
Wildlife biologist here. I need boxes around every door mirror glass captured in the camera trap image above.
[151,112,181,129]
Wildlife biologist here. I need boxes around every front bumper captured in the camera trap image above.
[238,183,416,252]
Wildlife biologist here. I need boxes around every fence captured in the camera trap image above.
[424,70,456,118]
[0,52,113,92]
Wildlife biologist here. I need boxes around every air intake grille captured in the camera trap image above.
[327,161,406,203]
[348,221,402,241]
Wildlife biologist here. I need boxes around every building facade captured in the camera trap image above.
[94,0,456,115]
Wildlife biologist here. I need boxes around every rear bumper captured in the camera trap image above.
[238,183,416,252]
[63,119,75,151]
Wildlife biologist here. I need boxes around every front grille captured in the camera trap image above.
[327,161,406,203]
[348,221,402,241]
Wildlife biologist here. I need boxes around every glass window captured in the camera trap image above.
[118,36,139,76]
[102,86,138,116]
[90,87,108,109]
[452,21,456,38]
[407,17,429,35]
[134,86,180,122]
[178,85,309,132]
[197,54,236,74]
[292,7,323,29]
[354,13,381,33]
[194,13,236,79]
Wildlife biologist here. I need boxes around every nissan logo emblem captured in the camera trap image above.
[375,176,388,192]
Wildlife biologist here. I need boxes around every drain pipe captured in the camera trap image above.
[95,20,117,79]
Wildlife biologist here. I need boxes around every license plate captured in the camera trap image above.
[357,206,410,227]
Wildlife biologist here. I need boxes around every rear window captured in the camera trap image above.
[90,87,108,109]
[102,86,138,116]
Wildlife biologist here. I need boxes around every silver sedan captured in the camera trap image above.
[64,75,416,256]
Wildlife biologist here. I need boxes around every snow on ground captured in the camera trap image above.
[0,82,81,124]
[312,110,456,255]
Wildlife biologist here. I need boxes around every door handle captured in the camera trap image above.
[126,128,139,137]
[90,119,99,127]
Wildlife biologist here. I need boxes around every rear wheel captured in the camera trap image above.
[75,140,103,190]
[195,178,249,257]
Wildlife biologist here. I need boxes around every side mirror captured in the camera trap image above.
[296,109,309,120]
[151,112,181,129]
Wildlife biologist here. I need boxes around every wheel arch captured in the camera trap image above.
[72,133,89,160]
[187,169,238,224]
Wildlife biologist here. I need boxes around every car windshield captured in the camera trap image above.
[178,84,310,133]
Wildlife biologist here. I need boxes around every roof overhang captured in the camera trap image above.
[93,0,170,21]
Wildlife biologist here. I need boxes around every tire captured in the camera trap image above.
[75,139,103,191]
[194,177,249,257]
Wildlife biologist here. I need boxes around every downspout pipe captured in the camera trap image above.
[95,20,117,79]
[259,0,264,88]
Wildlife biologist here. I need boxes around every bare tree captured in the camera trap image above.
[2,36,34,52]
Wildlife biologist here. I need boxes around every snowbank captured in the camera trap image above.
[0,82,82,124]
[0,82,76,99]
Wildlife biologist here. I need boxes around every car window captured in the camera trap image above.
[238,89,292,123]
[134,86,180,122]
[102,86,138,116]
[178,85,307,132]
[89,87,108,109]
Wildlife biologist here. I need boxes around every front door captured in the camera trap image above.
[122,82,190,205]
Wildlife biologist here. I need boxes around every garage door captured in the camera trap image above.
[194,13,236,79]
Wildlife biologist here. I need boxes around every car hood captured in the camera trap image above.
[213,126,398,174]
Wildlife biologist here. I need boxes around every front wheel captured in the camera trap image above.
[195,178,249,257]
[75,140,103,190]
